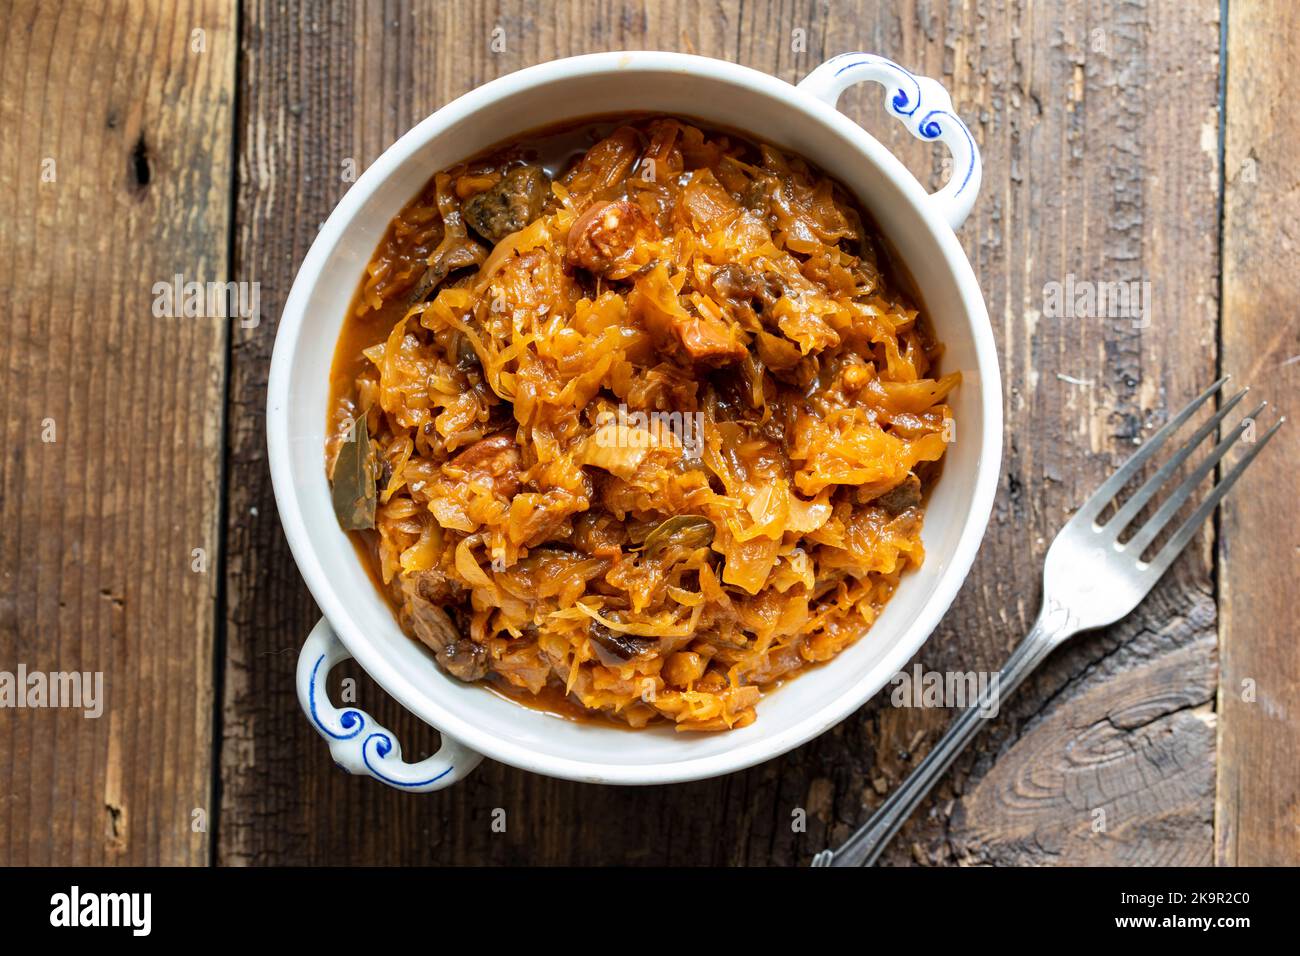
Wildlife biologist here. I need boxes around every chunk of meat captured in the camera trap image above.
[633,263,746,366]
[462,165,552,245]
[710,264,770,309]
[675,311,745,365]
[436,638,490,682]
[443,432,522,499]
[565,200,659,277]
[871,472,922,515]
[404,582,488,681]
[412,567,462,605]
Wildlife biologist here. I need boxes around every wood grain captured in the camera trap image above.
[1216,0,1300,867]
[956,615,1217,866]
[220,0,1225,866]
[0,0,234,864]
[853,0,1226,866]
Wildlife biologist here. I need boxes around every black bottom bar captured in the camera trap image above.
[0,865,1282,940]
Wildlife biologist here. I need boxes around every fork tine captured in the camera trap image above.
[1144,417,1285,578]
[1125,401,1268,558]
[1102,387,1250,537]
[1076,376,1229,523]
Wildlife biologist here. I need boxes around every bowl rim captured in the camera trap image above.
[267,50,1003,784]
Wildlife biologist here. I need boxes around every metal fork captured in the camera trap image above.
[811,378,1284,867]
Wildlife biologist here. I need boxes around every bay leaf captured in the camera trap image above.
[331,413,377,530]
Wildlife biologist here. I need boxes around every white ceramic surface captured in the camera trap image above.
[271,51,1002,789]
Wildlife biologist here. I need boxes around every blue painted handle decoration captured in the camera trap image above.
[296,618,483,791]
[798,53,982,231]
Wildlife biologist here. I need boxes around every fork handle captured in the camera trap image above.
[812,606,1075,866]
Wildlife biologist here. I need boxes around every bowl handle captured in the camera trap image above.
[295,617,484,791]
[798,53,982,231]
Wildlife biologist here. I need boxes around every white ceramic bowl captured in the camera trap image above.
[270,51,1002,789]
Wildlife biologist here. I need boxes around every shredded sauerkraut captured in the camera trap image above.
[328,116,957,731]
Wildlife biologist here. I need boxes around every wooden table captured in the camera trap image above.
[2,0,1296,866]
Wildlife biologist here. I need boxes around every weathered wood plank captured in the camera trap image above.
[0,0,235,865]
[1216,0,1300,867]
[955,612,1217,865]
[221,0,1221,865]
[856,0,1224,867]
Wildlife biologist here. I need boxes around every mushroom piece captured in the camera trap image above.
[587,621,655,667]
[463,165,552,245]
